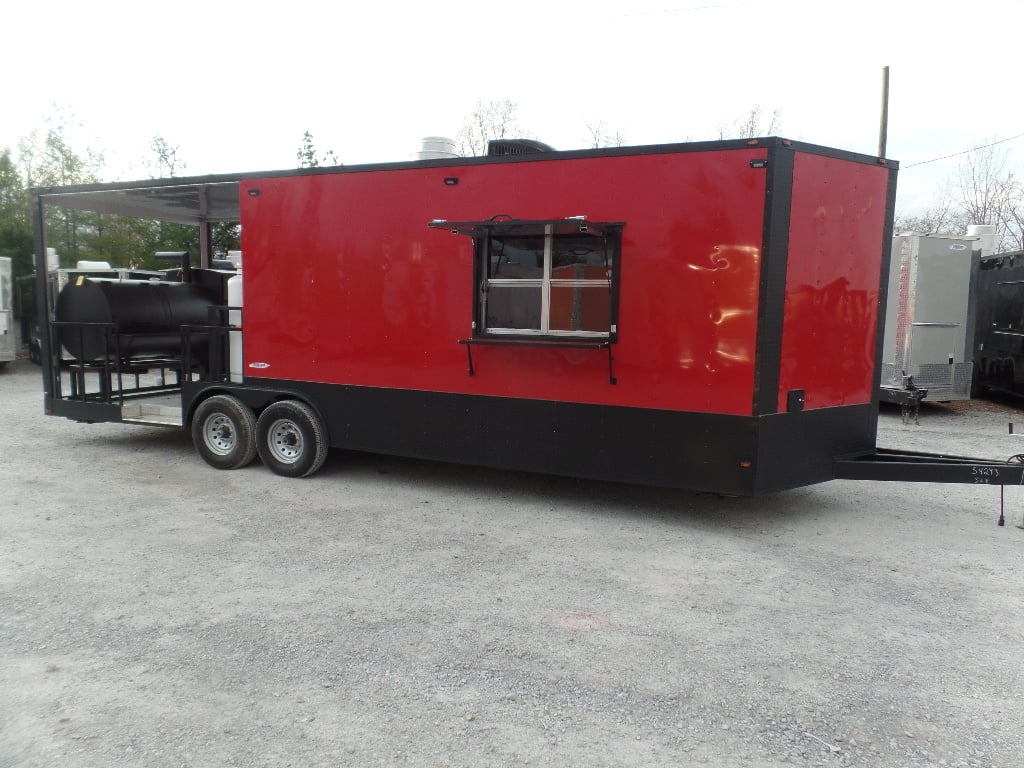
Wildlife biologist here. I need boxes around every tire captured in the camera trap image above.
[255,400,329,478]
[192,395,258,470]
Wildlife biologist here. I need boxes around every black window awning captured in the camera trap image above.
[428,216,624,239]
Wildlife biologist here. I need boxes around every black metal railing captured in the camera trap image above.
[49,306,243,407]
[50,320,185,407]
[182,305,242,384]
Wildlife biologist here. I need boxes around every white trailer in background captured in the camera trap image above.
[879,232,984,414]
[0,256,14,367]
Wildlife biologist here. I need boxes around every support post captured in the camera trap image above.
[878,65,890,158]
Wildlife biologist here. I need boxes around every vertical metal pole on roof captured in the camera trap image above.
[878,66,890,158]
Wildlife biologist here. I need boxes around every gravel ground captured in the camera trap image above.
[1,357,1022,768]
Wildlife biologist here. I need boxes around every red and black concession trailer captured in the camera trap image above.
[32,137,1024,503]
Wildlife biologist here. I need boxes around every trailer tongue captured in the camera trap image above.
[28,137,1024,513]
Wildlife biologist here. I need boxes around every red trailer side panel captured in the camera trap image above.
[240,148,769,416]
[777,153,889,411]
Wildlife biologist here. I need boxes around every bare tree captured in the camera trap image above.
[717,105,782,140]
[899,144,1024,250]
[894,192,967,235]
[1006,204,1024,251]
[456,100,524,157]
[147,135,186,178]
[952,144,1023,250]
[585,120,626,149]
[297,131,339,168]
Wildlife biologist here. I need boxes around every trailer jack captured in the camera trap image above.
[879,379,928,425]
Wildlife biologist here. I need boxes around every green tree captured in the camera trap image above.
[92,134,240,270]
[211,223,241,255]
[89,213,160,269]
[0,148,33,278]
[18,113,105,265]
[146,134,199,265]
[12,113,241,273]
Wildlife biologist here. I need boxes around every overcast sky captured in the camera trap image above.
[4,0,1021,217]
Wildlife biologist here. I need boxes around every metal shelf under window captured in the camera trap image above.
[458,336,617,384]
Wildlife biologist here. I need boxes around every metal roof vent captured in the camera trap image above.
[966,224,998,257]
[418,136,459,160]
[487,139,555,156]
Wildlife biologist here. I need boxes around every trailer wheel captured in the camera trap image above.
[255,400,329,478]
[192,395,258,470]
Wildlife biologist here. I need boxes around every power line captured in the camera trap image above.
[624,2,753,16]
[903,132,1024,169]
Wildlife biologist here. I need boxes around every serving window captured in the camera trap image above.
[430,217,623,342]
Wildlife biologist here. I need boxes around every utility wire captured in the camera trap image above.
[624,2,753,16]
[903,132,1024,169]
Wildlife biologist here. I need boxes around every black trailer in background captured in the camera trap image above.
[973,250,1024,396]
